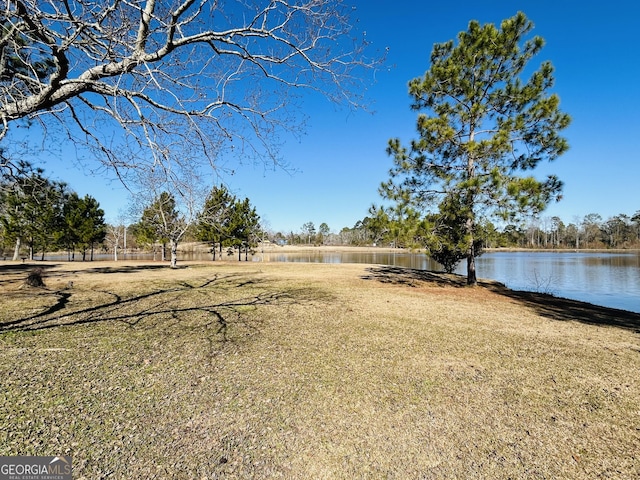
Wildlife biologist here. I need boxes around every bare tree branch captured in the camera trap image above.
[1,0,380,183]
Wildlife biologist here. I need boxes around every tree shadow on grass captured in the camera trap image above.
[0,263,61,273]
[362,265,640,333]
[0,263,172,276]
[362,265,468,288]
[0,263,176,289]
[485,286,640,333]
[67,264,179,275]
[0,272,314,341]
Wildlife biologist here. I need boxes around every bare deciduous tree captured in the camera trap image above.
[132,166,204,267]
[105,222,124,261]
[1,0,379,182]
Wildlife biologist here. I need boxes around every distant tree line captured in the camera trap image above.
[506,213,640,250]
[1,166,262,265]
[3,164,637,266]
[323,209,640,254]
[260,209,640,258]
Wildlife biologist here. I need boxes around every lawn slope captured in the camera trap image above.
[1,261,639,478]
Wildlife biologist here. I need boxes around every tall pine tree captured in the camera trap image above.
[382,12,570,284]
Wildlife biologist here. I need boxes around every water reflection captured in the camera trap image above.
[468,251,639,314]
[258,251,442,271]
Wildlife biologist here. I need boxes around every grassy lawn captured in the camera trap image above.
[1,260,639,479]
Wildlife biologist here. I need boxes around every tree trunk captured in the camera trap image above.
[466,216,477,286]
[466,250,477,286]
[12,237,21,261]
[170,239,178,268]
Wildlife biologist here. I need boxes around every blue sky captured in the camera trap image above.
[47,1,640,232]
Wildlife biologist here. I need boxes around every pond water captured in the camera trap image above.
[466,251,640,314]
[253,250,640,314]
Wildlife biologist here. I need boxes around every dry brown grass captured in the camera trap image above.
[1,260,639,479]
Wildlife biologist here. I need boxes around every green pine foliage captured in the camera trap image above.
[0,163,106,261]
[381,12,571,284]
[195,185,237,260]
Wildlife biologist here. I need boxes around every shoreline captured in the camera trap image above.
[236,243,640,254]
[4,243,638,262]
[2,255,638,316]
